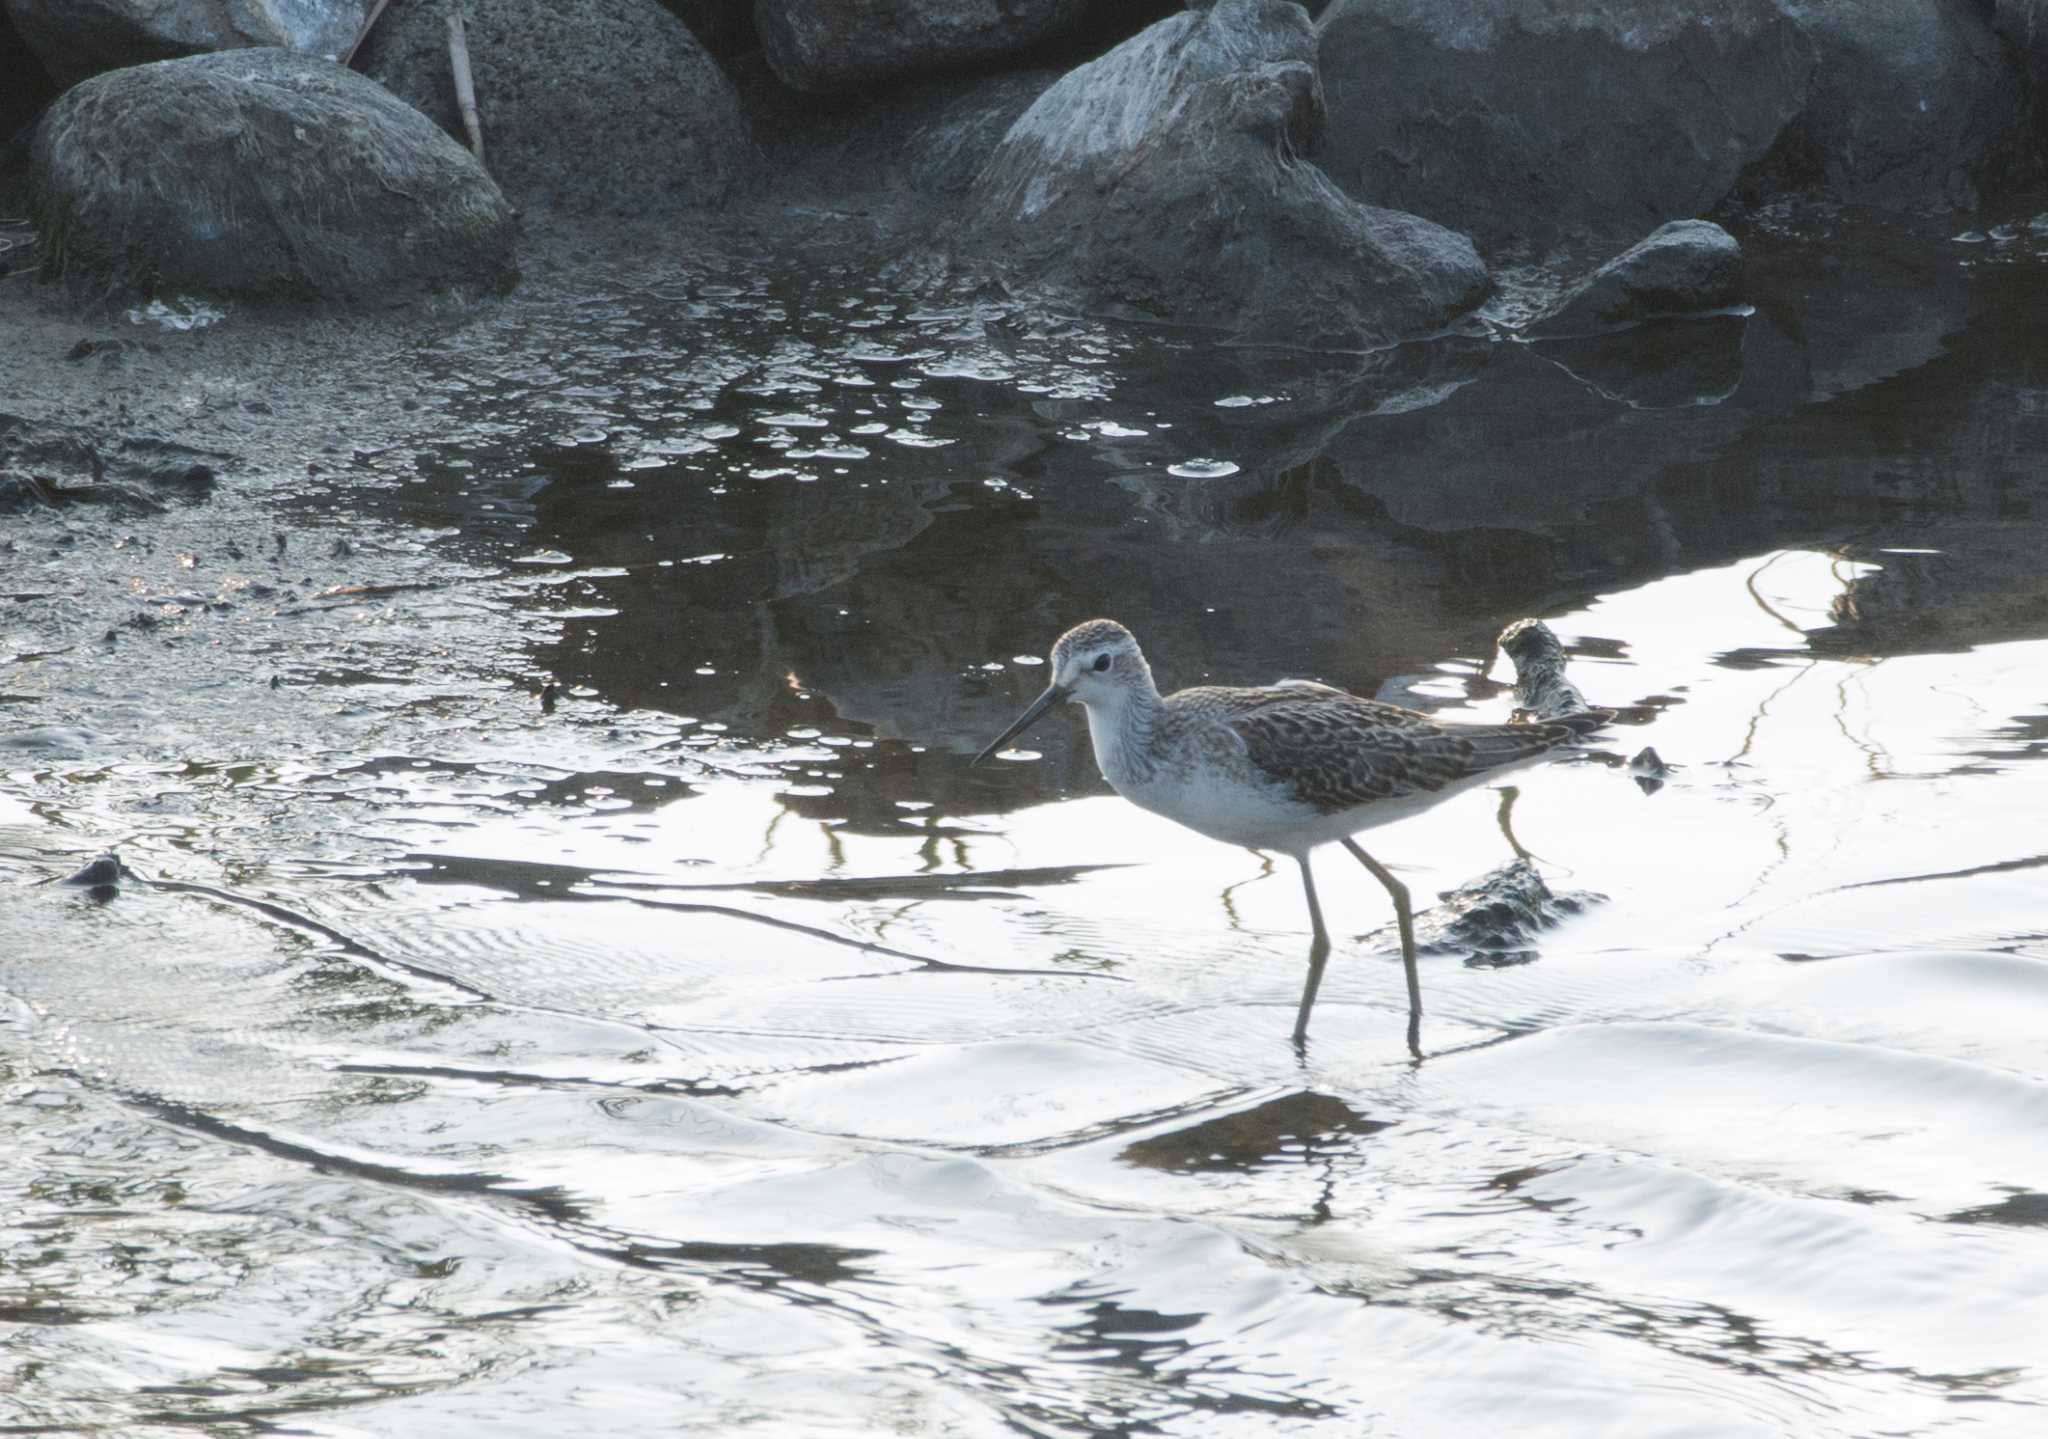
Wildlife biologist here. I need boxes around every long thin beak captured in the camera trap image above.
[971,683,1069,766]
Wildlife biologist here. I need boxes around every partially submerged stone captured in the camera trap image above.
[1368,858,1605,966]
[1497,619,1590,719]
[756,0,1094,95]
[359,0,750,217]
[31,48,515,302]
[956,0,1488,347]
[3,0,365,87]
[1524,221,1744,338]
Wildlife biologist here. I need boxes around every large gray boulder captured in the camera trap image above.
[956,0,1489,347]
[2,0,364,88]
[1524,220,1744,338]
[1318,0,1814,255]
[32,49,514,302]
[359,0,749,216]
[1320,0,2034,254]
[755,0,1092,95]
[1750,0,2034,212]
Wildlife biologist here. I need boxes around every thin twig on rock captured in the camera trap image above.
[342,0,395,67]
[447,7,486,166]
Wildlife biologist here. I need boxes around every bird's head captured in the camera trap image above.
[971,618,1151,764]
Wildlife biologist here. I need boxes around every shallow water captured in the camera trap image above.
[5,216,2048,1436]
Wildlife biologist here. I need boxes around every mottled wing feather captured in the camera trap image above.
[1173,684,1601,815]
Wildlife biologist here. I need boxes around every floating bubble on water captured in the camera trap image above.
[1167,458,1241,479]
[756,411,829,428]
[127,296,226,331]
[844,345,942,364]
[511,550,573,565]
[1093,421,1149,438]
[886,430,955,448]
[1952,230,1988,244]
[922,358,1016,382]
[1214,393,1279,408]
[700,423,742,440]
[1012,655,1044,666]
[993,748,1041,762]
[779,784,834,798]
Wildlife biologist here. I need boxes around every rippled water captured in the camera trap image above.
[5,216,2048,1436]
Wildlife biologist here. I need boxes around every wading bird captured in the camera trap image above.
[973,619,1606,1056]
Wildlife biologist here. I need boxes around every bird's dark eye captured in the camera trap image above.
[1092,653,1111,672]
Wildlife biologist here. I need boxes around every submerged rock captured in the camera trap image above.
[1524,220,1744,338]
[2,0,365,87]
[956,0,1488,346]
[1529,313,1747,411]
[1370,858,1605,967]
[756,0,1094,95]
[32,49,515,302]
[359,0,749,216]
[1319,0,1812,253]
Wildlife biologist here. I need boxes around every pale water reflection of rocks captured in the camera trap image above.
[5,215,2048,1436]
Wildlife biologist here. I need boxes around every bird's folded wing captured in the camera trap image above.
[1224,694,1581,814]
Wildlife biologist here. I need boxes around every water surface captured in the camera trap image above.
[3,216,2047,1437]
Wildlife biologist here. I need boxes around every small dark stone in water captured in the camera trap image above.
[1630,745,1669,796]
[64,338,123,362]
[331,537,353,559]
[540,681,560,714]
[61,853,124,902]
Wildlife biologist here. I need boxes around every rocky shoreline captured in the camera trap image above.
[4,0,2045,337]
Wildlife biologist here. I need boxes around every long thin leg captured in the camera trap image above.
[1495,784,1533,861]
[1292,855,1331,1045]
[1341,838,1422,1060]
